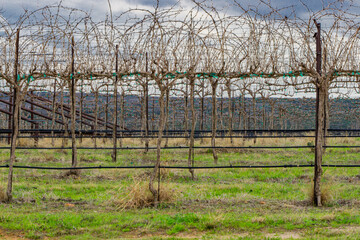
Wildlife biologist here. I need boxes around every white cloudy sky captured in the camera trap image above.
[1,0,359,98]
[0,0,340,21]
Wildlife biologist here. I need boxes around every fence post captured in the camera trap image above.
[112,45,118,162]
[70,36,78,173]
[314,20,325,207]
[6,28,20,202]
[145,52,149,153]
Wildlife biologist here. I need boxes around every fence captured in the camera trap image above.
[2,2,360,206]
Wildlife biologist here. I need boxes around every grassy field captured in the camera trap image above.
[0,136,360,239]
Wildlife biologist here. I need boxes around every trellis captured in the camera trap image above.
[1,2,360,206]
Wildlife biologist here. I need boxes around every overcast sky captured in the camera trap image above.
[0,0,337,21]
[1,0,359,98]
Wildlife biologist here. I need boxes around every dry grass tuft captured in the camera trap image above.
[114,177,178,209]
[17,138,34,147]
[251,216,266,223]
[0,185,7,202]
[308,181,333,205]
[320,213,336,222]
[60,169,81,178]
[168,138,187,146]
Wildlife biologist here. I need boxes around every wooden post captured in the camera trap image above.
[112,45,118,162]
[6,28,20,202]
[70,36,78,172]
[144,52,149,152]
[188,76,195,179]
[314,20,325,207]
[149,89,166,207]
[211,80,218,164]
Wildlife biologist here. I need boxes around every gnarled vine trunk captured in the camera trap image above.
[149,89,166,207]
[188,78,195,179]
[211,81,218,164]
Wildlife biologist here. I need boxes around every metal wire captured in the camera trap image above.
[0,164,359,170]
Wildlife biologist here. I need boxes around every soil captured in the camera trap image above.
[0,228,28,240]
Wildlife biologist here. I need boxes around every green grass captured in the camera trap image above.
[0,137,360,239]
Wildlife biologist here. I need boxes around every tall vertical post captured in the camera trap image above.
[70,36,78,172]
[6,28,20,202]
[145,52,149,152]
[112,45,118,162]
[314,20,324,207]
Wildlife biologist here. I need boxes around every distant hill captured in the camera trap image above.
[1,91,359,130]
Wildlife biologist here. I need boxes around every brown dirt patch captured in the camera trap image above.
[0,228,28,239]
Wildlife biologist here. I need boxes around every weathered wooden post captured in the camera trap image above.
[314,20,325,207]
[70,36,78,174]
[112,45,118,162]
[144,52,149,153]
[6,28,20,202]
